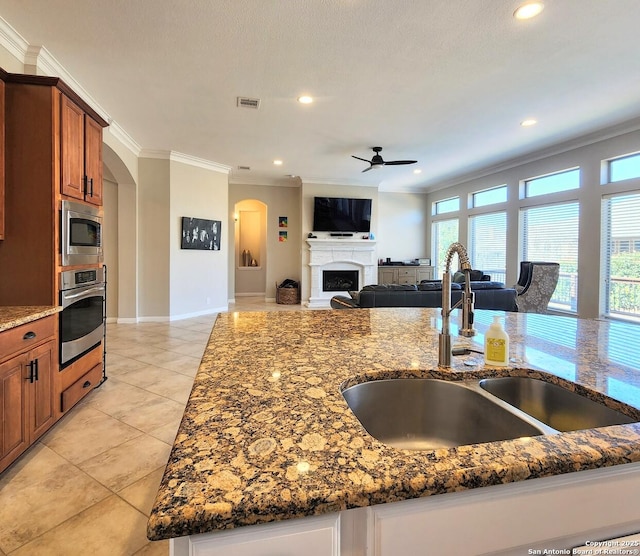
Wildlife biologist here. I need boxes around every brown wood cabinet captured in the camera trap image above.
[0,315,56,473]
[61,94,104,206]
[0,73,108,306]
[0,73,5,240]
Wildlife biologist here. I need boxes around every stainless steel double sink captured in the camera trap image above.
[341,376,637,450]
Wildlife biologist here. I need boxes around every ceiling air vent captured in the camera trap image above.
[237,97,260,109]
[237,165,251,171]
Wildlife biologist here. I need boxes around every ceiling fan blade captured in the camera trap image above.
[361,166,373,173]
[383,160,417,166]
[352,155,371,163]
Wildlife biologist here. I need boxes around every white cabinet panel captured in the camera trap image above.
[178,514,340,556]
[371,463,640,556]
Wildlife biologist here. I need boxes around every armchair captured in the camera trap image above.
[514,261,560,313]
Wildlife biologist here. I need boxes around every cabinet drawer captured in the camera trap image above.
[397,268,416,278]
[61,363,102,412]
[397,277,416,285]
[0,316,55,363]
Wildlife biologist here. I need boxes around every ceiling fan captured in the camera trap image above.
[352,146,417,173]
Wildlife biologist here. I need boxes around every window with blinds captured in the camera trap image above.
[601,192,640,321]
[521,202,579,312]
[432,218,459,276]
[469,212,507,283]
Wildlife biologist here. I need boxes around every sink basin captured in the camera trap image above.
[479,376,635,432]
[341,378,544,450]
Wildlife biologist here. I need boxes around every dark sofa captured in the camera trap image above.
[331,281,518,311]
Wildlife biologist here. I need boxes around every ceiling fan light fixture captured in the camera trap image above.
[297,95,313,104]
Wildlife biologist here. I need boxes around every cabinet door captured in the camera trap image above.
[378,268,397,285]
[0,78,5,240]
[60,95,86,200]
[0,354,28,472]
[417,267,434,282]
[84,116,103,206]
[186,514,340,556]
[29,340,56,441]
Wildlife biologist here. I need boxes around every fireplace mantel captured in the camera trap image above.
[306,239,377,308]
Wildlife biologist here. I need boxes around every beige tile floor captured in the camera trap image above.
[0,297,306,556]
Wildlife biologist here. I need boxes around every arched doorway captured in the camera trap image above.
[102,142,138,322]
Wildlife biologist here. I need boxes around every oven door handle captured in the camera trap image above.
[61,285,106,304]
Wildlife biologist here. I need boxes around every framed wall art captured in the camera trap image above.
[181,217,221,250]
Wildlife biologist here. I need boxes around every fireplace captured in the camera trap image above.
[323,270,358,292]
[306,239,377,308]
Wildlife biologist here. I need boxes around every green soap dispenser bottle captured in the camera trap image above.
[484,315,509,366]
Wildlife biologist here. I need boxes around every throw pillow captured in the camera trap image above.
[348,290,360,303]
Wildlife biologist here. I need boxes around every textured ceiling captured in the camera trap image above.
[1,1,640,191]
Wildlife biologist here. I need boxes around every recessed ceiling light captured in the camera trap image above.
[514,2,544,20]
[273,159,283,166]
[297,96,313,104]
[413,169,422,174]
[521,118,538,127]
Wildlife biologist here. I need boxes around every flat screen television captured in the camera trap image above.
[312,196,372,233]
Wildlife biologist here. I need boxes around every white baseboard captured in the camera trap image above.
[169,307,224,321]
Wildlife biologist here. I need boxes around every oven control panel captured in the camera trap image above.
[59,266,105,291]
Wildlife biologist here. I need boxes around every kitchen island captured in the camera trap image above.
[147,308,640,554]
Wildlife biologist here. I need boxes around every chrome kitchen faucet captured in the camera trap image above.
[438,242,476,367]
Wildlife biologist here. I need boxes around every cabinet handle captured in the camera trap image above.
[83,380,92,389]
[34,359,39,382]
[89,177,94,197]
[23,331,36,340]
[27,361,36,383]
[83,175,88,196]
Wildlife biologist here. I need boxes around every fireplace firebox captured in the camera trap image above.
[323,270,359,292]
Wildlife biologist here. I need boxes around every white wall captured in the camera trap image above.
[169,160,228,317]
[377,191,429,263]
[138,157,171,319]
[426,128,640,319]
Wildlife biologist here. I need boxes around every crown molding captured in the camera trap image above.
[105,121,142,157]
[140,150,231,173]
[0,15,29,62]
[23,45,110,124]
[300,176,375,187]
[228,175,301,187]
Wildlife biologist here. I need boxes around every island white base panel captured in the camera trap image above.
[170,462,640,556]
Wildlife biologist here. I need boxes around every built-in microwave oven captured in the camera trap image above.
[61,200,103,267]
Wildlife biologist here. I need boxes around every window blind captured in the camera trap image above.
[601,192,640,320]
[469,212,506,282]
[521,202,579,312]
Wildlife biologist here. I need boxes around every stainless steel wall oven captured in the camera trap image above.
[59,267,105,368]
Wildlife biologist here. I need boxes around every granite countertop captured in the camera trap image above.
[147,308,640,541]
[0,306,61,332]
